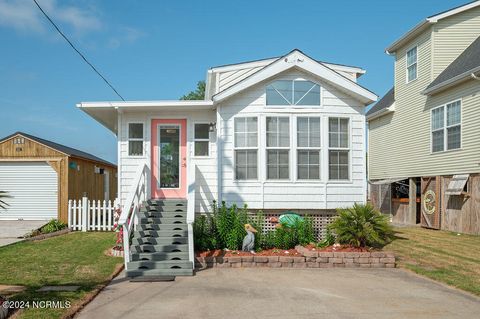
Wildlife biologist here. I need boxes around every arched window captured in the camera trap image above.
[266,80,320,106]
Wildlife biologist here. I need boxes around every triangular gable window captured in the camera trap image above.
[266,80,320,106]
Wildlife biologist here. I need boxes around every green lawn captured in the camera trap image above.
[0,232,123,319]
[385,227,480,296]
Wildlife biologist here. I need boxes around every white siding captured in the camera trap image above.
[0,162,58,220]
[217,69,367,210]
[118,110,217,213]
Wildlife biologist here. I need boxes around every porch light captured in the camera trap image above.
[209,122,216,132]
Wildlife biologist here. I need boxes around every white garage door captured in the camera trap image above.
[0,162,58,220]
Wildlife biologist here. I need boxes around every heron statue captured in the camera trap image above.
[242,224,257,253]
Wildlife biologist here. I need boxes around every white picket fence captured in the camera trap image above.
[68,197,119,232]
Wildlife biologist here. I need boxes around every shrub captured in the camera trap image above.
[193,215,217,251]
[329,204,394,248]
[317,228,336,248]
[40,219,67,234]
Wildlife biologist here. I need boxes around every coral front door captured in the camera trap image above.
[151,119,187,199]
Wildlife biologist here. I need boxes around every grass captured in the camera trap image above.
[0,232,123,319]
[385,227,480,296]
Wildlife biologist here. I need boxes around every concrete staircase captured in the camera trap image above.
[126,199,194,278]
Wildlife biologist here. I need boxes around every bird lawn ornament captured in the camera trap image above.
[242,224,257,253]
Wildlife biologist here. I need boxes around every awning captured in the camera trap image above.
[445,174,469,195]
[369,178,408,185]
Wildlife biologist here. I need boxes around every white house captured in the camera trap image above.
[78,49,377,277]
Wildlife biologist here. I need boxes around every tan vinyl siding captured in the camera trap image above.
[432,6,480,78]
[218,66,264,92]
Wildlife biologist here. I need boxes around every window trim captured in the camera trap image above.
[406,46,418,83]
[328,117,351,181]
[233,116,259,181]
[430,99,462,154]
[127,122,144,157]
[296,116,321,180]
[265,79,322,108]
[266,116,291,180]
[192,122,210,158]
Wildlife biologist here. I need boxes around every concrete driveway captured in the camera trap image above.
[77,268,480,319]
[0,220,45,247]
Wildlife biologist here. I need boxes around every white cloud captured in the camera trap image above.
[0,0,101,34]
[107,26,145,49]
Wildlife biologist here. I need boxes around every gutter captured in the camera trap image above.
[366,103,395,121]
[422,66,480,95]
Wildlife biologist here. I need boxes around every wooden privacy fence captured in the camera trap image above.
[68,197,119,231]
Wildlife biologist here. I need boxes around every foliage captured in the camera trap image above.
[193,214,217,251]
[317,228,336,248]
[40,219,67,234]
[329,204,394,248]
[265,217,315,250]
[214,201,248,250]
[0,191,11,210]
[180,80,205,100]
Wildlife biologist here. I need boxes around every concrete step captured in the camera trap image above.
[146,199,187,206]
[126,268,193,277]
[138,211,187,219]
[136,224,187,231]
[131,243,189,253]
[133,229,187,238]
[132,237,188,245]
[131,251,189,261]
[141,205,187,213]
[139,217,186,225]
[127,260,193,270]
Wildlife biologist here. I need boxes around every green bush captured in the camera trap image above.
[329,204,394,248]
[41,219,67,234]
[193,215,217,251]
[317,228,336,248]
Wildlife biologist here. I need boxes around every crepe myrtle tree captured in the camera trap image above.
[0,191,10,210]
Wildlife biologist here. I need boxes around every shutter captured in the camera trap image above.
[0,162,58,220]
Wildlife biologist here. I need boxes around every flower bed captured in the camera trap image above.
[195,246,395,269]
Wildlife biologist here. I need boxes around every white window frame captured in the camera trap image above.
[430,99,462,154]
[406,46,418,83]
[266,116,291,180]
[193,122,210,158]
[127,122,144,157]
[233,116,259,181]
[296,116,321,180]
[328,117,351,181]
[265,79,322,108]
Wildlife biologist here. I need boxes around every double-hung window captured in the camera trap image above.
[328,118,349,180]
[297,117,321,180]
[234,117,258,180]
[266,117,290,179]
[406,46,418,82]
[431,100,461,153]
[128,123,144,156]
[194,123,209,156]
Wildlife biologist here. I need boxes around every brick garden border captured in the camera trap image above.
[195,246,395,269]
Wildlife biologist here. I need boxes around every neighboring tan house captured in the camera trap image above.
[0,132,117,223]
[367,1,480,235]
[78,49,377,277]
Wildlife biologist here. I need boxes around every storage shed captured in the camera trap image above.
[0,132,117,222]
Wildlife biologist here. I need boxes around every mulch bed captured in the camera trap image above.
[197,248,302,257]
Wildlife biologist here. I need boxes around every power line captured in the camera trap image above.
[32,0,125,101]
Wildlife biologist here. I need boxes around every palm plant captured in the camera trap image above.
[329,204,394,248]
[0,191,11,210]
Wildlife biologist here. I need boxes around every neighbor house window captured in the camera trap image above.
[128,123,144,156]
[328,117,349,180]
[297,117,321,180]
[266,117,290,179]
[266,80,320,106]
[194,123,209,156]
[406,46,417,82]
[431,100,461,153]
[234,117,258,180]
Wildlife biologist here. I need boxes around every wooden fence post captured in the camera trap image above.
[81,196,88,232]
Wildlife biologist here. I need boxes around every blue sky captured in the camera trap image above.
[0,0,467,163]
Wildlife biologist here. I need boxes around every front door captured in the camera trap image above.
[151,119,187,199]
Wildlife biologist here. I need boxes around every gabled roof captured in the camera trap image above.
[366,87,395,121]
[386,1,480,53]
[0,132,116,167]
[212,49,377,105]
[423,36,480,95]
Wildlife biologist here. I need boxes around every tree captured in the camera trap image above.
[180,81,205,100]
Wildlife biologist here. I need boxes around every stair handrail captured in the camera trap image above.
[119,162,148,269]
[187,161,195,264]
